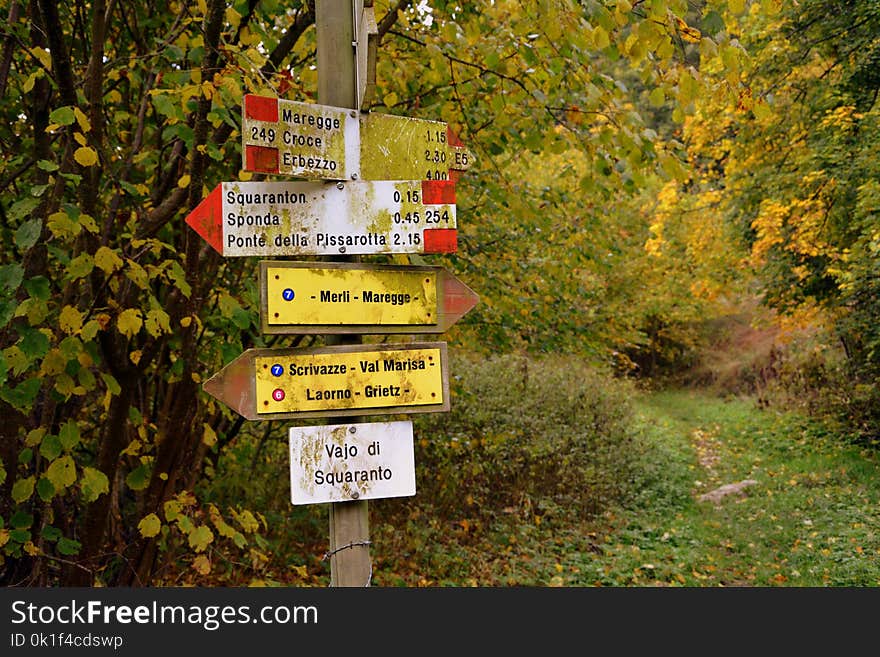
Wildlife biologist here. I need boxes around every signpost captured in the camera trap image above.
[259,261,478,334]
[242,94,473,181]
[193,0,478,587]
[202,342,449,421]
[185,179,457,257]
[289,420,415,505]
[354,0,378,110]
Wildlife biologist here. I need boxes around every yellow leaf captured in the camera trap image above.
[59,305,83,335]
[80,467,109,503]
[138,513,162,538]
[145,309,171,337]
[25,428,46,448]
[225,6,241,28]
[94,246,123,274]
[649,87,665,107]
[74,107,91,133]
[46,455,77,489]
[30,47,51,69]
[192,554,212,575]
[164,499,182,521]
[188,525,214,553]
[202,424,217,447]
[73,132,87,146]
[74,146,98,167]
[117,308,143,339]
[129,350,142,365]
[178,174,191,189]
[23,71,38,93]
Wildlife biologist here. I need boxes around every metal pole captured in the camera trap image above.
[315,0,371,587]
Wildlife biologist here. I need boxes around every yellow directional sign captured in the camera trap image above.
[264,263,435,326]
[259,261,479,334]
[256,344,444,415]
[202,343,449,420]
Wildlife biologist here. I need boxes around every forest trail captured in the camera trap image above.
[563,389,880,586]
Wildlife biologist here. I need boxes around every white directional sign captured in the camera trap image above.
[185,179,457,256]
[289,420,416,505]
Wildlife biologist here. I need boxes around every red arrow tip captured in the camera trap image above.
[203,350,257,420]
[185,184,224,254]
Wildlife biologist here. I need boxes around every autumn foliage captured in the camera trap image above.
[0,0,876,587]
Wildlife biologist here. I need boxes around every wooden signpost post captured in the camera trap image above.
[191,0,476,587]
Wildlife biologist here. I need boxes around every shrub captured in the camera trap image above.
[403,352,646,523]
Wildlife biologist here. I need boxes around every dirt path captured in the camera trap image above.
[568,389,880,586]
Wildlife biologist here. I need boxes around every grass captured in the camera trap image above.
[371,388,880,586]
[550,389,880,586]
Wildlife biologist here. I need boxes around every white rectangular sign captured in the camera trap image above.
[187,180,457,257]
[289,420,416,505]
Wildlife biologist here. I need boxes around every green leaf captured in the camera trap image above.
[231,307,252,330]
[188,525,214,553]
[19,327,49,360]
[59,336,83,360]
[8,197,39,222]
[49,106,76,126]
[14,218,42,251]
[11,476,35,503]
[10,510,33,528]
[138,513,161,538]
[0,300,14,330]
[101,372,121,395]
[39,434,62,460]
[36,477,55,502]
[0,264,24,294]
[57,537,81,555]
[66,253,94,280]
[59,420,80,450]
[126,463,150,491]
[9,528,30,543]
[167,261,192,297]
[46,455,77,489]
[17,447,32,464]
[0,377,42,412]
[40,525,62,542]
[23,276,50,301]
[80,467,109,503]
